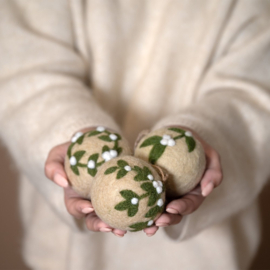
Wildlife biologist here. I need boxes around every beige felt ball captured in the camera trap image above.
[134,127,206,199]
[90,156,166,231]
[64,127,132,198]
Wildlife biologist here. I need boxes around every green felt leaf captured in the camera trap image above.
[128,205,139,217]
[88,153,99,162]
[104,166,118,175]
[168,127,185,134]
[149,144,167,164]
[133,166,142,173]
[173,134,184,140]
[134,166,152,181]
[115,133,122,140]
[102,145,110,153]
[98,135,112,142]
[76,134,85,144]
[139,136,162,148]
[74,150,86,162]
[116,147,122,155]
[113,140,118,149]
[87,130,100,137]
[97,160,105,167]
[185,136,196,152]
[114,201,129,211]
[148,192,159,207]
[77,163,87,168]
[140,182,159,206]
[67,143,74,158]
[145,205,161,218]
[140,182,155,193]
[120,190,139,200]
[115,190,139,217]
[71,165,79,175]
[129,221,148,232]
[117,160,128,167]
[88,168,97,177]
[117,169,128,179]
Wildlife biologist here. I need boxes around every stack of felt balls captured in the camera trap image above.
[64,126,206,231]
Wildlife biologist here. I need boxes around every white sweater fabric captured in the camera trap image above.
[0,0,270,269]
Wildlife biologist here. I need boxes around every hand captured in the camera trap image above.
[140,126,223,237]
[44,128,127,237]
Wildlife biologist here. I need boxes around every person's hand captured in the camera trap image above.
[44,128,127,237]
[140,126,223,237]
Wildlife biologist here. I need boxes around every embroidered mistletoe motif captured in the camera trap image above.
[67,127,123,176]
[139,128,196,164]
[105,159,165,231]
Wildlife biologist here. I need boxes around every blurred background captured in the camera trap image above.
[0,141,269,270]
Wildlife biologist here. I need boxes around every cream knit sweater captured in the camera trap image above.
[0,0,270,269]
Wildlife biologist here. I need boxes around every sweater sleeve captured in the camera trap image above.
[152,1,270,240]
[0,0,120,230]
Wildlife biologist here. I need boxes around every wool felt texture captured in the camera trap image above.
[135,127,206,199]
[64,127,132,198]
[90,156,165,231]
[1,1,270,269]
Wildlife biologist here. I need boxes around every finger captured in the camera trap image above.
[44,142,70,187]
[166,193,205,216]
[201,149,223,197]
[85,212,113,232]
[64,187,93,219]
[155,213,182,227]
[143,226,159,237]
[112,229,127,237]
[201,169,223,196]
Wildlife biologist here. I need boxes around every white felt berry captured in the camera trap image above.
[185,131,192,137]
[157,198,164,207]
[163,134,171,140]
[160,139,168,145]
[156,186,163,194]
[69,156,77,166]
[71,132,83,143]
[110,150,118,158]
[147,174,154,181]
[160,135,176,147]
[157,181,163,187]
[147,220,154,226]
[109,134,118,141]
[124,165,132,171]
[168,138,176,146]
[102,151,111,161]
[152,181,158,188]
[96,126,105,132]
[87,160,95,169]
[131,198,139,205]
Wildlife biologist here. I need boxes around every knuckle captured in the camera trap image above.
[215,171,223,184]
[44,162,54,179]
[210,149,219,160]
[65,201,74,216]
[85,214,96,231]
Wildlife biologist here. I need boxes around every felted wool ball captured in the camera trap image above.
[90,156,166,231]
[64,127,132,198]
[134,127,206,199]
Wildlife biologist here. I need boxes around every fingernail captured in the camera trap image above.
[146,233,154,237]
[155,223,169,227]
[54,174,68,188]
[113,233,124,238]
[166,208,179,214]
[202,182,214,197]
[82,207,94,214]
[100,228,112,232]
